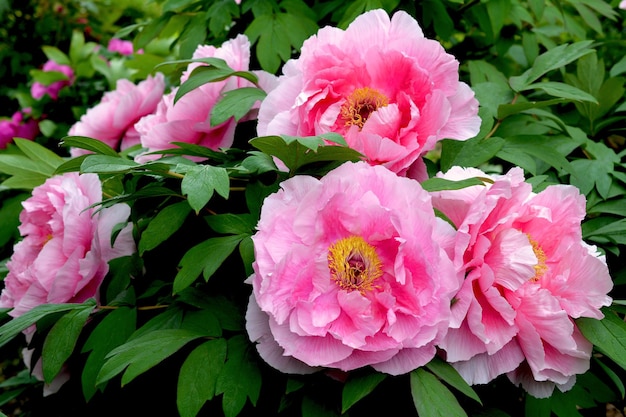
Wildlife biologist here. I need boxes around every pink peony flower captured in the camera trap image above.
[0,172,136,317]
[31,60,75,100]
[107,38,138,55]
[246,161,461,375]
[0,110,39,149]
[620,0,626,10]
[431,166,613,397]
[135,34,277,163]
[257,9,480,177]
[68,73,166,156]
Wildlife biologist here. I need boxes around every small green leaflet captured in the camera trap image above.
[0,300,96,349]
[341,372,387,413]
[139,201,192,255]
[42,304,95,383]
[177,339,227,417]
[179,164,230,213]
[173,234,245,293]
[578,309,626,371]
[410,368,467,417]
[96,329,205,386]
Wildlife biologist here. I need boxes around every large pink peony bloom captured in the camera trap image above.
[69,73,165,156]
[31,60,75,100]
[257,9,480,177]
[0,172,136,317]
[135,34,276,163]
[431,166,612,397]
[246,161,461,375]
[0,110,39,149]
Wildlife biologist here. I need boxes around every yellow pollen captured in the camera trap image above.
[327,236,383,293]
[527,235,548,282]
[340,87,389,130]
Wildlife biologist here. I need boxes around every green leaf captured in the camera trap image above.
[61,136,119,157]
[525,395,551,417]
[425,357,482,405]
[249,135,363,173]
[496,136,575,176]
[421,177,488,192]
[0,193,28,247]
[440,136,505,172]
[211,87,267,126]
[497,98,571,119]
[42,303,95,383]
[578,309,626,371]
[29,69,71,85]
[177,339,227,417]
[509,41,595,91]
[96,329,204,386]
[173,235,244,293]
[15,138,64,170]
[0,300,96,349]
[41,46,70,65]
[523,81,598,103]
[81,155,139,173]
[180,165,230,213]
[410,368,467,417]
[248,13,292,73]
[216,335,262,417]
[139,201,192,255]
[204,213,255,235]
[81,307,137,401]
[341,372,386,413]
[175,65,259,104]
[134,12,174,50]
[595,356,626,398]
[584,219,626,245]
[178,13,207,59]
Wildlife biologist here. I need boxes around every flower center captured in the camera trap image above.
[327,236,383,293]
[527,235,548,282]
[340,87,389,130]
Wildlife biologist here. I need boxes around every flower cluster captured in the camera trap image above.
[0,6,618,415]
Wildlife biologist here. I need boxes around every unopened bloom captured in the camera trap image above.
[257,9,480,177]
[431,166,612,397]
[31,60,75,100]
[0,172,136,317]
[135,34,276,163]
[69,73,165,156]
[246,162,460,375]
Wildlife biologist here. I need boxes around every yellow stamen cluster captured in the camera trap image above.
[340,87,389,130]
[327,236,383,293]
[527,235,548,282]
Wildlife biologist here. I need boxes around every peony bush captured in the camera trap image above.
[0,2,625,417]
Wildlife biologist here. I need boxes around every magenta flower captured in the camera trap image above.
[246,162,461,375]
[135,34,277,163]
[257,9,480,177]
[431,167,613,397]
[30,60,75,100]
[0,110,39,149]
[68,73,166,156]
[0,172,136,317]
[107,38,137,55]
